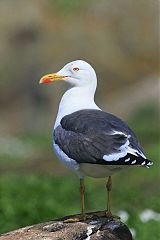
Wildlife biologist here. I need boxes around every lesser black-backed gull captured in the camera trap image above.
[39,60,153,221]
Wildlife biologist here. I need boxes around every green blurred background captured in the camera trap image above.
[0,0,159,239]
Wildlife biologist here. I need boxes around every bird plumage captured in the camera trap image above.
[40,59,153,219]
[39,59,153,177]
[53,109,152,173]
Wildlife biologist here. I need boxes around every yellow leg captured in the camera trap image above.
[64,178,86,223]
[106,176,112,217]
[80,178,85,217]
[64,176,119,222]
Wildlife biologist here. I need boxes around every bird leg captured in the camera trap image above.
[106,175,113,218]
[80,178,85,218]
[64,178,86,222]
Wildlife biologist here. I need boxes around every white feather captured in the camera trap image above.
[103,139,130,161]
[53,143,79,171]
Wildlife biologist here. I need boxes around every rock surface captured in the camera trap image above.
[0,213,133,240]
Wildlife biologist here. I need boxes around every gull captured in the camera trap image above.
[39,60,153,221]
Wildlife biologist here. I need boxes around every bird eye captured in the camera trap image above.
[73,67,80,72]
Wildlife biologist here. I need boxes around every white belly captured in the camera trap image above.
[53,142,125,178]
[53,143,79,172]
[79,163,125,178]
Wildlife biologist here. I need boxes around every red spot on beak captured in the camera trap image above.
[42,78,53,84]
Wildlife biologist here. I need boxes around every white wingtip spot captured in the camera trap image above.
[131,160,136,164]
[125,158,130,162]
[147,162,153,166]
[141,161,146,166]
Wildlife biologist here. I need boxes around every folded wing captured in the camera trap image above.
[53,109,153,168]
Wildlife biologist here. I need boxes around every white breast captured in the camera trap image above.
[54,86,100,129]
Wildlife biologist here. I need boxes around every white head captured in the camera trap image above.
[39,60,97,89]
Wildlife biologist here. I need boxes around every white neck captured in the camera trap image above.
[54,85,100,128]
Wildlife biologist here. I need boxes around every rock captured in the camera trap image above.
[0,213,133,240]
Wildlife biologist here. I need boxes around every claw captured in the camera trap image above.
[63,211,120,223]
[64,214,87,223]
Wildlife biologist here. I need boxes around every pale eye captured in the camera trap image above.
[73,67,80,72]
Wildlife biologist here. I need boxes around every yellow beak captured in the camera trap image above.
[39,73,66,84]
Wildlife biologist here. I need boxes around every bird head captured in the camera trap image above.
[39,60,97,88]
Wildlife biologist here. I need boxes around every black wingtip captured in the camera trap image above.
[142,159,153,168]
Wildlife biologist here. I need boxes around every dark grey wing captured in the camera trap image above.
[53,109,153,167]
